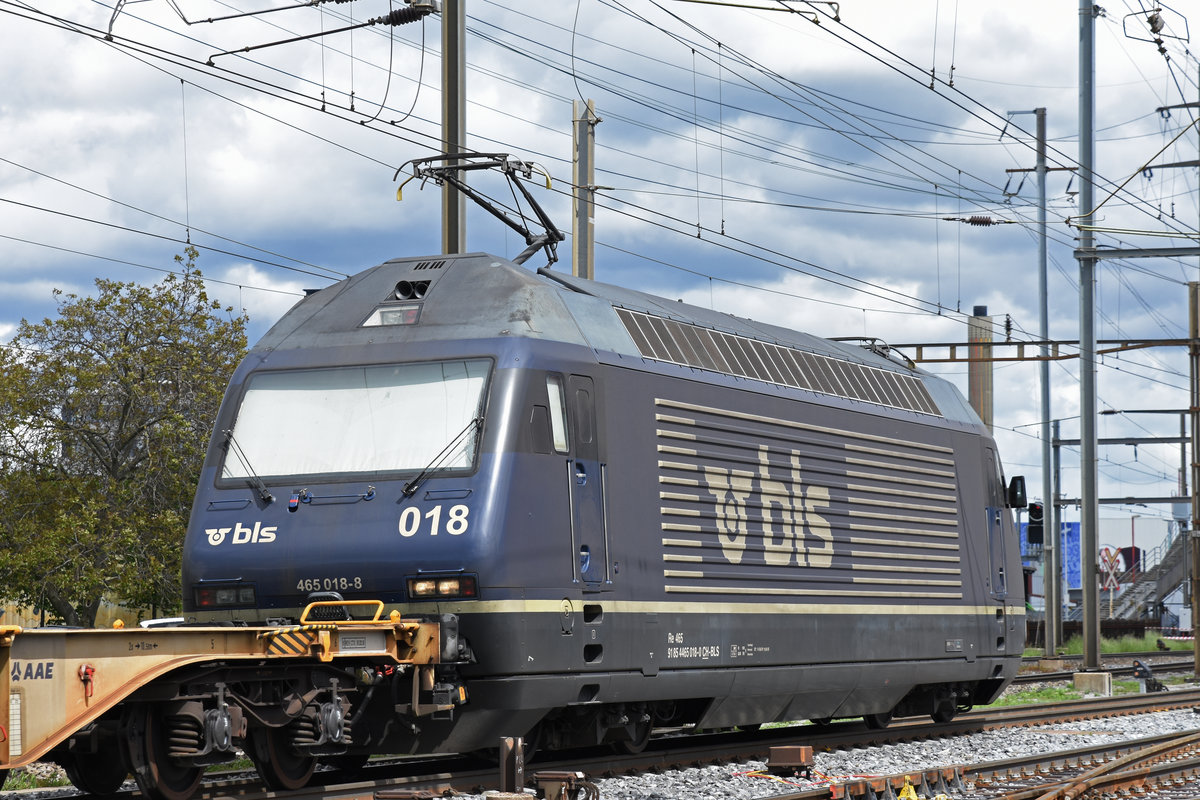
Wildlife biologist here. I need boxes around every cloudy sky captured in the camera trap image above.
[3,0,1198,551]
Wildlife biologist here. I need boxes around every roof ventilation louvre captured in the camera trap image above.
[615,307,940,416]
[413,260,446,271]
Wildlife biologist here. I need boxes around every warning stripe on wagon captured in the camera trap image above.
[258,623,339,656]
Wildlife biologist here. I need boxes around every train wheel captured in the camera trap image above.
[863,710,893,730]
[122,705,204,800]
[63,749,129,796]
[521,723,544,761]
[611,719,652,755]
[321,752,370,779]
[248,725,316,791]
[931,705,956,723]
[1,769,8,789]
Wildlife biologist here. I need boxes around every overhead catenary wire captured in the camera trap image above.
[791,0,1200,240]
[0,232,305,300]
[2,1,1190,376]
[2,3,1194,518]
[35,0,1190,244]
[0,156,348,280]
[0,0,1171,345]
[0,197,346,282]
[0,0,1022,316]
[7,0,1152,250]
[0,7,1152,309]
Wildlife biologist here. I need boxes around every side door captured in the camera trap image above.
[567,374,610,588]
[983,446,1017,652]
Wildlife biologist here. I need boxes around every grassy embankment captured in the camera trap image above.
[1000,632,1194,706]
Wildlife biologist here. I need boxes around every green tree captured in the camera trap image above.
[0,249,248,626]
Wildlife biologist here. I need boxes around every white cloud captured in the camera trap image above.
[208,262,307,334]
[2,0,1194,532]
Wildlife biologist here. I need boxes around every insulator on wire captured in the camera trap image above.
[967,215,997,226]
[370,6,423,26]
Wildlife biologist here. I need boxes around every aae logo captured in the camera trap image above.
[205,521,277,546]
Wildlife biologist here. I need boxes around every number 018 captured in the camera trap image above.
[399,504,470,537]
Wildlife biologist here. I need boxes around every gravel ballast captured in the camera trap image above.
[587,708,1200,800]
[8,698,1200,799]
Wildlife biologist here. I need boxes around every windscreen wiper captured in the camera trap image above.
[402,417,483,498]
[223,429,275,504]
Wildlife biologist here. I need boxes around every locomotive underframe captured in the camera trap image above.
[314,602,1019,755]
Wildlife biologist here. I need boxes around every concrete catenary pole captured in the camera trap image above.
[441,0,466,254]
[572,99,600,280]
[1190,282,1200,674]
[1052,419,1063,645]
[1077,0,1101,670]
[1034,107,1057,656]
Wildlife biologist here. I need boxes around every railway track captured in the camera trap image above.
[32,689,1200,800]
[1018,649,1188,665]
[747,729,1200,800]
[147,689,1200,800]
[1012,658,1194,684]
[966,730,1200,799]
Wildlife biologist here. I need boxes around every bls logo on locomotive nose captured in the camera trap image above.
[205,521,277,546]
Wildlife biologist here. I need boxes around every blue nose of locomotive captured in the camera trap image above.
[180,253,572,623]
[183,463,490,621]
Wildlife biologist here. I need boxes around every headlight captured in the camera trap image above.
[407,574,478,599]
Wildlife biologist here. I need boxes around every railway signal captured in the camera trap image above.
[1026,502,1044,545]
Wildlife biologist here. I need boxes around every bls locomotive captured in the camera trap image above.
[181,250,1026,773]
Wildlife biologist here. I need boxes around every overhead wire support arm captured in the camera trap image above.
[887,337,1189,364]
[205,1,440,64]
[395,153,566,267]
[163,0,333,26]
[1065,117,1200,231]
[666,0,838,21]
[1004,166,1078,174]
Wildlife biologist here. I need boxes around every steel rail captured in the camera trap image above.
[1019,649,1189,664]
[1012,658,1194,684]
[972,730,1200,800]
[58,689,1200,800]
[753,730,1200,800]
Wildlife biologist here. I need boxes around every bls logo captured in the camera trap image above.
[206,521,278,546]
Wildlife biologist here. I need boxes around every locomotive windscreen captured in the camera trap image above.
[220,358,490,480]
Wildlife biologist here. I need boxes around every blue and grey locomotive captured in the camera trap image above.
[181,249,1026,766]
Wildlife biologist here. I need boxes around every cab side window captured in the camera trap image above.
[546,374,570,453]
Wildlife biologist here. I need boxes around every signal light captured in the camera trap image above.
[194,584,257,608]
[1026,502,1044,545]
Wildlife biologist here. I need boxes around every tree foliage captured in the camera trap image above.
[0,250,248,626]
